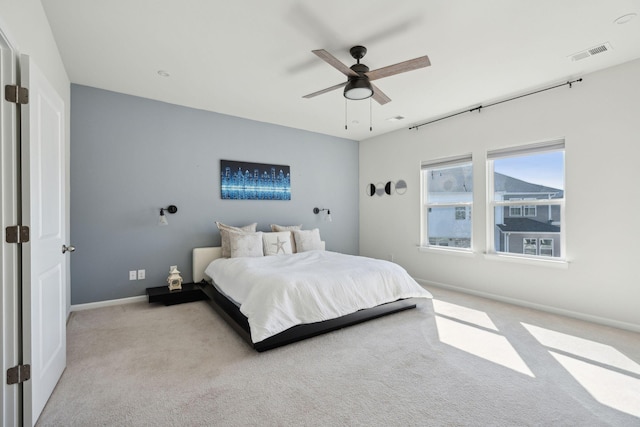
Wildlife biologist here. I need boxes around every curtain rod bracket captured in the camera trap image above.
[569,78,583,89]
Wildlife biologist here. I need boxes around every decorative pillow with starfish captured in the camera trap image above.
[262,232,294,256]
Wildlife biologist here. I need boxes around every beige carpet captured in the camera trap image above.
[36,287,640,426]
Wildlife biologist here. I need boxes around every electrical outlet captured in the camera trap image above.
[137,269,145,280]
[129,270,137,281]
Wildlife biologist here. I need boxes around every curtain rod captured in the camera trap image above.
[408,78,583,131]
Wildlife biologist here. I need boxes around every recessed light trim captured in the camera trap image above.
[157,70,171,77]
[614,13,637,24]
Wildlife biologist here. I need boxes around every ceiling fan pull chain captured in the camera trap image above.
[345,98,348,130]
[369,98,373,132]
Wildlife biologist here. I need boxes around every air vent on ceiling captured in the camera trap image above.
[568,42,612,62]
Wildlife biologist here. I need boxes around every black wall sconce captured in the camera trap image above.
[313,207,332,222]
[158,205,178,226]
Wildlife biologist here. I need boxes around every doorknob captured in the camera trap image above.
[62,244,75,254]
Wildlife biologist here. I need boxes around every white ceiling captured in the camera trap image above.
[41,1,640,141]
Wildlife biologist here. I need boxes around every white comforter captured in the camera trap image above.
[205,250,432,343]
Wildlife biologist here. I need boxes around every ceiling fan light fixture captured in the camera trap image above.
[344,78,373,100]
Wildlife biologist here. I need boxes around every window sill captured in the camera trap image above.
[418,246,476,258]
[483,253,569,269]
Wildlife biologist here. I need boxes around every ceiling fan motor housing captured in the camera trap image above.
[344,62,373,100]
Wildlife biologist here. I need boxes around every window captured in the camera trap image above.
[521,238,554,256]
[488,140,564,259]
[523,201,537,217]
[421,155,473,250]
[509,199,522,217]
[523,238,538,255]
[540,239,554,256]
[508,198,536,217]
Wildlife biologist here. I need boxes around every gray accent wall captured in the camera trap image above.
[71,84,358,305]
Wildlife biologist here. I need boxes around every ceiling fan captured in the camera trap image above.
[303,45,431,105]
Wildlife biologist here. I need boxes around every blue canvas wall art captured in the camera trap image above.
[221,160,291,200]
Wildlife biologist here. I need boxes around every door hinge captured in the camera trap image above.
[4,84,29,104]
[5,225,30,243]
[7,364,30,385]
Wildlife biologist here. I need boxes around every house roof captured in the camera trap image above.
[494,173,563,198]
[497,218,560,233]
[39,1,640,141]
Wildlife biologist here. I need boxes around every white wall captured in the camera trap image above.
[0,0,71,312]
[360,58,640,331]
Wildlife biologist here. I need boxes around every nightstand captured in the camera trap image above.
[146,282,209,306]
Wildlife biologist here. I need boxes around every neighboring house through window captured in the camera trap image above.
[488,140,565,259]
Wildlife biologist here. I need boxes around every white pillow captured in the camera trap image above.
[270,224,302,232]
[229,231,263,258]
[270,224,302,253]
[216,222,257,258]
[293,228,323,252]
[262,232,293,256]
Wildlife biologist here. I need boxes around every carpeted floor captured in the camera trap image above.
[36,286,640,426]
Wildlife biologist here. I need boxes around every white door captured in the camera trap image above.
[20,54,67,426]
[0,28,20,427]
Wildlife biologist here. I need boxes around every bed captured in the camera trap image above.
[193,246,432,352]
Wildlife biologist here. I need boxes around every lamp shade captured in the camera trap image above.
[158,210,169,226]
[344,78,373,100]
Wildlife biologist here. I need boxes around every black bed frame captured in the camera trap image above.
[200,281,417,352]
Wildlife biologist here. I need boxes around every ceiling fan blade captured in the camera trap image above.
[371,83,391,105]
[312,49,358,77]
[302,81,347,99]
[366,55,431,81]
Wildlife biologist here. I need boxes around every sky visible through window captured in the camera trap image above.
[494,151,564,190]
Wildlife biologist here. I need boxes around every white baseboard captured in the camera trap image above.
[416,278,640,334]
[70,295,147,312]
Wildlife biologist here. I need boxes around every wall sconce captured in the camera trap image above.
[158,205,178,226]
[313,207,332,222]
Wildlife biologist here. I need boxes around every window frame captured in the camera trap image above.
[421,155,473,252]
[487,140,565,261]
